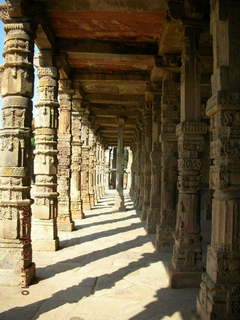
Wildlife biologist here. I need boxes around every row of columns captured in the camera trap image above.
[131,1,240,318]
[0,19,107,287]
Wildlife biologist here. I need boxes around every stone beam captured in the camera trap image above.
[72,69,149,81]
[57,38,158,55]
[86,93,145,105]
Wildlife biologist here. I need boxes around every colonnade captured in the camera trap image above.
[130,2,240,319]
[0,1,240,319]
[0,21,106,287]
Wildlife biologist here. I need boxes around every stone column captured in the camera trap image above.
[156,74,179,251]
[134,128,142,207]
[126,147,133,190]
[136,124,145,211]
[57,80,74,231]
[130,142,136,199]
[81,108,91,211]
[99,144,103,197]
[146,88,162,233]
[197,1,240,319]
[142,94,152,221]
[31,50,59,251]
[170,26,207,288]
[0,19,36,286]
[116,117,126,210]
[70,93,84,219]
[95,141,100,203]
[88,127,96,208]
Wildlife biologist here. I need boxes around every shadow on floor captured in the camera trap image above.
[0,250,197,320]
[0,192,198,320]
[61,221,142,248]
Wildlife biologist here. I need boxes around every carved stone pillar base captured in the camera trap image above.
[89,193,95,208]
[115,192,126,211]
[0,240,35,287]
[71,200,85,219]
[57,219,75,232]
[169,268,202,289]
[32,219,59,251]
[155,225,174,252]
[197,246,240,320]
[82,199,91,211]
[146,208,158,234]
[142,201,150,221]
[72,210,85,220]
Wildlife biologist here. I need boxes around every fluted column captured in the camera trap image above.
[142,95,153,220]
[31,50,59,251]
[197,1,240,319]
[116,117,126,210]
[146,88,162,233]
[70,93,84,219]
[57,80,74,231]
[156,75,179,251]
[0,18,35,286]
[170,27,207,288]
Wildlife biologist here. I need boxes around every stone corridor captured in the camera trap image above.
[0,191,197,320]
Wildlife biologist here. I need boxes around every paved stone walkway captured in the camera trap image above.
[0,191,197,320]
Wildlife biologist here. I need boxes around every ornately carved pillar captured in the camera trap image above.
[156,74,179,251]
[57,80,74,231]
[32,50,59,251]
[134,127,141,207]
[197,1,240,319]
[0,18,36,286]
[170,27,207,288]
[116,117,126,210]
[88,127,96,208]
[81,108,91,211]
[136,123,145,211]
[146,88,162,234]
[70,93,84,219]
[130,142,136,199]
[142,92,153,221]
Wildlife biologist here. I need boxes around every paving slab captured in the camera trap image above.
[0,191,197,320]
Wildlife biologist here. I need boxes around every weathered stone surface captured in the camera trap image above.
[197,2,240,319]
[146,89,162,234]
[0,20,36,287]
[141,90,152,220]
[32,50,59,251]
[170,26,207,289]
[156,76,179,251]
[57,80,75,232]
[70,94,84,219]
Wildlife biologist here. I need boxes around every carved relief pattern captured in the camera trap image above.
[70,99,84,218]
[0,21,35,284]
[80,110,91,211]
[57,88,74,230]
[142,100,152,220]
[172,26,208,275]
[156,79,179,249]
[147,93,162,233]
[32,64,59,222]
[197,2,240,318]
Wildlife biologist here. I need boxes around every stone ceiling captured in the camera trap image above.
[33,0,211,146]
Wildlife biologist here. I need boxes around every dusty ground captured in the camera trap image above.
[0,191,198,320]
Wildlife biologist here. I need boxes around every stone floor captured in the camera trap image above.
[0,191,198,320]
